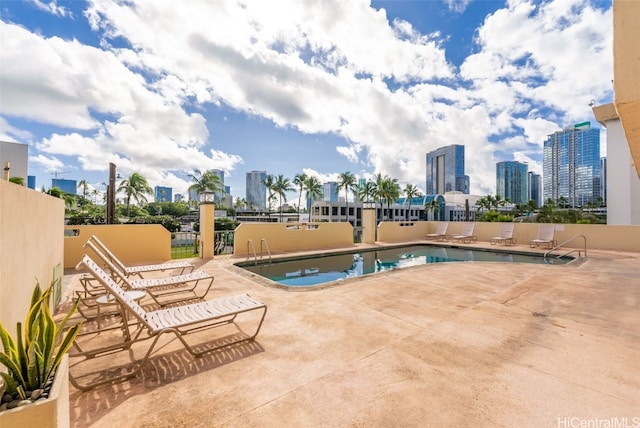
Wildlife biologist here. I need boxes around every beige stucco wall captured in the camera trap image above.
[377,221,430,243]
[234,222,354,257]
[613,0,640,179]
[0,179,64,329]
[378,221,640,253]
[63,224,173,269]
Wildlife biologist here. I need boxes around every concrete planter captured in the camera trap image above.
[0,354,69,428]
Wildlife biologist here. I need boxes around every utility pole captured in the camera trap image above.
[106,163,116,224]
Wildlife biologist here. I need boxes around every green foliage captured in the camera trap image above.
[143,215,182,233]
[479,210,514,222]
[117,172,153,218]
[116,204,147,219]
[8,177,25,186]
[188,169,225,196]
[0,281,81,399]
[143,201,191,217]
[215,218,240,231]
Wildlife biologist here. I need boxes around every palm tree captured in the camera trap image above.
[46,187,76,211]
[403,184,422,221]
[78,179,89,200]
[234,198,248,211]
[356,180,376,203]
[303,176,323,222]
[492,194,509,210]
[117,172,153,219]
[424,198,439,221]
[91,188,100,204]
[376,174,399,221]
[293,173,308,222]
[272,174,293,222]
[261,174,276,218]
[336,171,356,224]
[188,169,225,199]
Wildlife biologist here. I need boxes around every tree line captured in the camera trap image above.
[8,168,605,225]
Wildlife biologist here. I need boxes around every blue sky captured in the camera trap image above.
[0,0,613,203]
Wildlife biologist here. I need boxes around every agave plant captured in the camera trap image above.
[0,281,82,400]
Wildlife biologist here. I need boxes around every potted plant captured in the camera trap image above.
[0,280,81,425]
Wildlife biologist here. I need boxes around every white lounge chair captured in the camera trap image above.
[451,223,477,243]
[70,254,267,391]
[88,235,194,278]
[530,224,557,249]
[426,222,449,241]
[84,240,215,306]
[490,223,516,246]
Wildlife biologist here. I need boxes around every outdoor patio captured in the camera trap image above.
[63,243,640,427]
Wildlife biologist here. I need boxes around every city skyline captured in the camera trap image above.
[0,1,613,200]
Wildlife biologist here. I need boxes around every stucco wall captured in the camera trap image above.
[0,180,64,329]
[234,222,354,257]
[64,224,172,269]
[378,221,640,252]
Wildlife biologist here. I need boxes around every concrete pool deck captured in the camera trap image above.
[63,242,640,427]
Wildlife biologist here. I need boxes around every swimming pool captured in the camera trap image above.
[236,244,572,287]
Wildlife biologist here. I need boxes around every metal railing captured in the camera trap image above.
[247,239,258,265]
[214,230,234,255]
[544,234,587,262]
[260,238,272,263]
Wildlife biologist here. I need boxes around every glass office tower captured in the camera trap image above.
[246,171,267,210]
[51,178,77,195]
[154,186,172,202]
[528,172,542,207]
[425,144,469,194]
[496,161,528,205]
[543,122,601,207]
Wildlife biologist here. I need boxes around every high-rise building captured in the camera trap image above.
[543,121,601,207]
[154,186,172,202]
[222,185,233,208]
[246,171,267,210]
[425,144,469,194]
[51,178,77,195]
[528,172,542,207]
[0,141,28,183]
[496,161,528,205]
[211,169,225,203]
[323,182,339,202]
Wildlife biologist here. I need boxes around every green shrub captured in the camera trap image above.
[0,281,81,400]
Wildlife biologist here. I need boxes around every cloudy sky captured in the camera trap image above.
[0,0,613,202]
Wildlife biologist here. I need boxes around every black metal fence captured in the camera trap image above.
[171,230,236,259]
[171,232,199,259]
[214,230,235,255]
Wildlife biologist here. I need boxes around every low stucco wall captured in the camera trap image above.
[378,221,640,252]
[234,222,354,257]
[0,180,64,329]
[64,224,173,269]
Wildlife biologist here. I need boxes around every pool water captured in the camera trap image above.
[237,245,571,287]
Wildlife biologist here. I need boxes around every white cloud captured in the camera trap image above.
[29,154,65,173]
[30,0,71,17]
[1,0,613,197]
